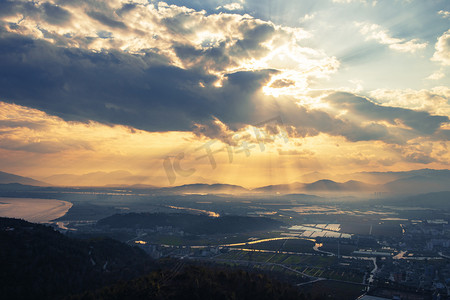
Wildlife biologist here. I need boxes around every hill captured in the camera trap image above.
[255,179,379,194]
[0,217,316,300]
[384,174,450,194]
[43,170,149,187]
[345,168,450,185]
[304,179,380,192]
[0,217,156,300]
[160,183,249,194]
[298,172,332,183]
[68,264,306,300]
[393,191,450,208]
[0,171,48,186]
[97,212,284,234]
[304,179,342,191]
[253,182,305,193]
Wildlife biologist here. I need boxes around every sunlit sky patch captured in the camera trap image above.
[0,0,448,187]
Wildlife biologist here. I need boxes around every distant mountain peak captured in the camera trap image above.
[42,170,149,187]
[0,171,49,186]
[167,183,249,194]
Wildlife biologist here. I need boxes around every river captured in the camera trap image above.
[0,197,72,223]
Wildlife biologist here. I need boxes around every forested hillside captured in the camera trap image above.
[0,218,156,299]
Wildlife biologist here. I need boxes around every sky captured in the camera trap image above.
[0,0,449,187]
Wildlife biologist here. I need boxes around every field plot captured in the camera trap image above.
[215,250,367,283]
[340,222,371,235]
[325,224,341,231]
[318,242,358,256]
[228,239,286,251]
[288,224,352,239]
[370,222,403,237]
[298,279,365,299]
[339,221,403,237]
[282,239,316,253]
[227,238,316,254]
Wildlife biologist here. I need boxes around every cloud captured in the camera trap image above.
[42,3,72,25]
[270,79,295,88]
[0,0,448,150]
[432,29,450,66]
[299,13,315,22]
[387,141,443,165]
[0,100,446,183]
[426,71,445,81]
[326,92,448,132]
[332,0,377,5]
[356,22,427,53]
[0,26,448,148]
[241,90,449,146]
[86,10,127,29]
[369,87,450,116]
[0,102,94,153]
[0,0,448,183]
[216,3,243,11]
[0,30,282,133]
[438,10,450,19]
[0,0,332,81]
[192,117,238,145]
[404,152,436,164]
[277,148,314,156]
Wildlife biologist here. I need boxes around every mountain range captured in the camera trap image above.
[42,170,149,187]
[158,183,249,194]
[0,169,449,195]
[0,171,48,186]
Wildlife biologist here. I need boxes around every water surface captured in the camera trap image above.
[0,197,72,223]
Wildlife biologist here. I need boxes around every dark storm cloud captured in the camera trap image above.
[161,13,196,36]
[230,23,275,58]
[42,3,72,25]
[0,0,17,17]
[0,29,447,145]
[174,42,234,71]
[86,11,127,29]
[0,0,40,18]
[325,92,449,135]
[172,22,277,72]
[277,99,405,143]
[0,30,271,132]
[404,152,436,164]
[115,3,138,17]
[0,0,71,25]
[433,129,450,141]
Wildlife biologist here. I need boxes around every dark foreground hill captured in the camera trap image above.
[68,265,306,300]
[0,217,156,300]
[0,217,315,300]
